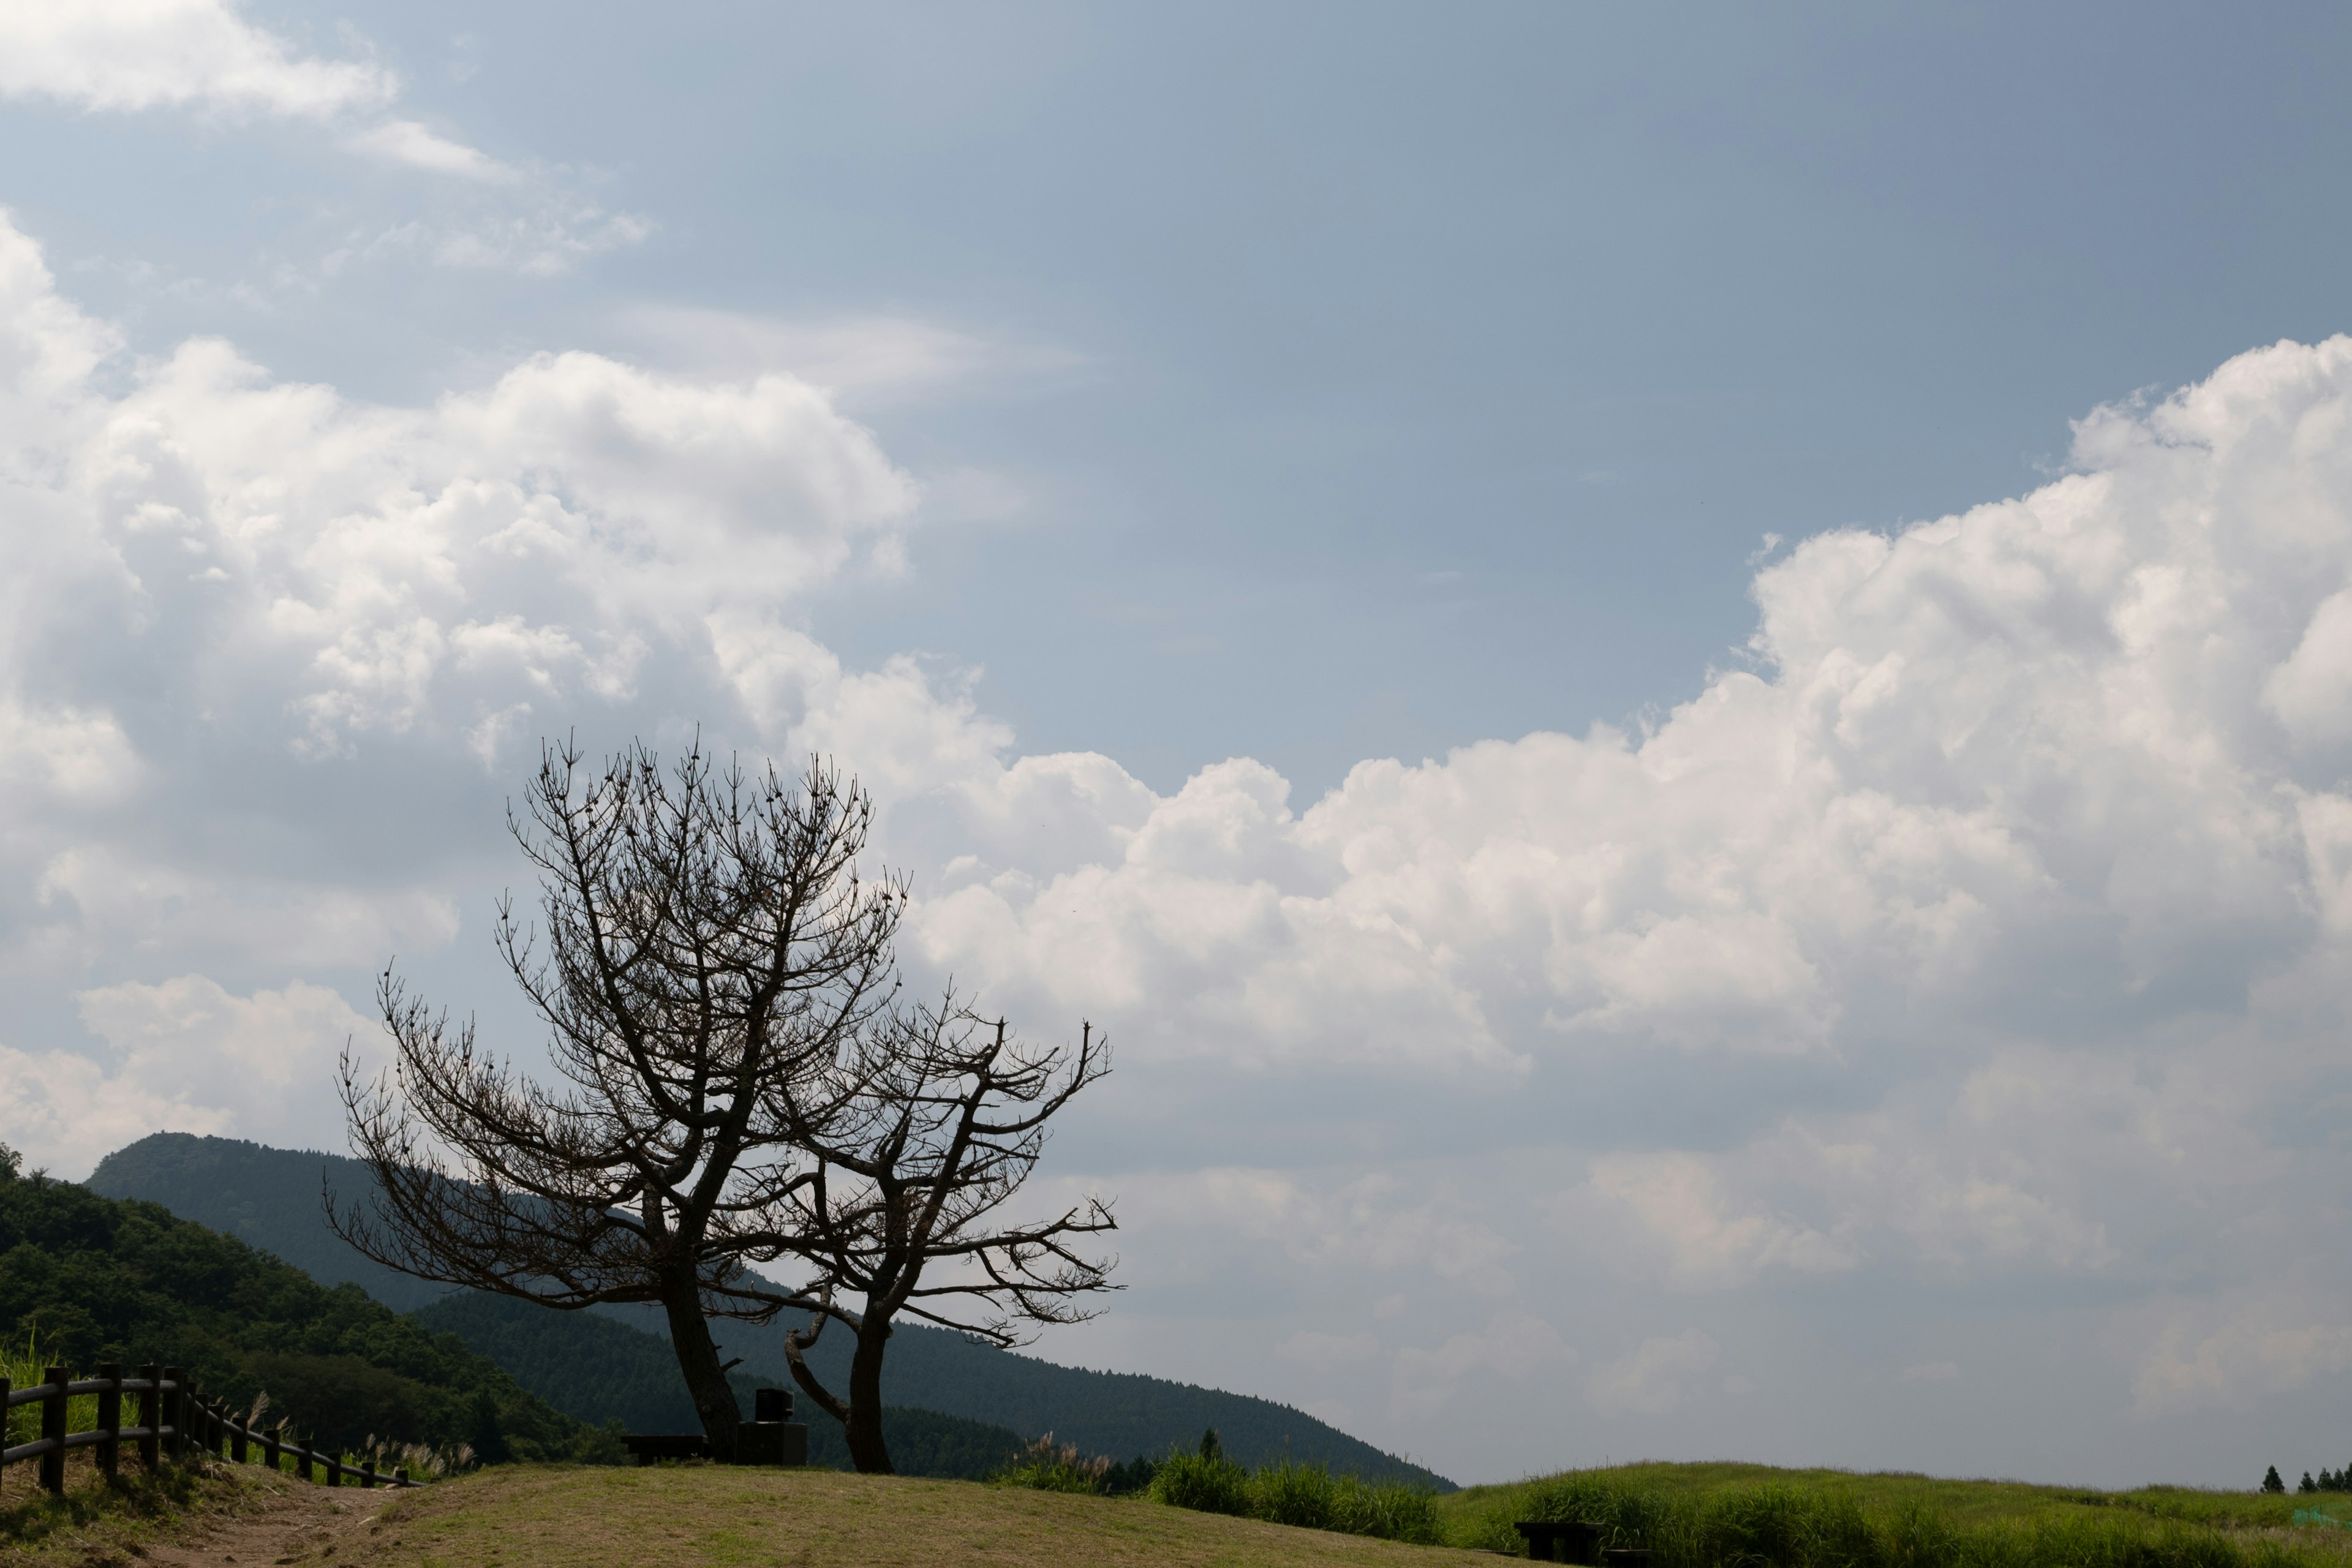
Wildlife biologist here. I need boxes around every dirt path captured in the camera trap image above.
[132,1474,387,1568]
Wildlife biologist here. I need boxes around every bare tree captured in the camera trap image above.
[331,739,902,1460]
[775,995,1118,1474]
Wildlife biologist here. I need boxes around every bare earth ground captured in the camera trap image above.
[130,1473,384,1568]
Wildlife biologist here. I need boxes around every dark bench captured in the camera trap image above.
[621,1433,710,1466]
[1516,1521,1602,1562]
[622,1390,807,1468]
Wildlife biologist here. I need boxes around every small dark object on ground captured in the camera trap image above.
[1517,1520,1601,1562]
[1604,1550,1653,1568]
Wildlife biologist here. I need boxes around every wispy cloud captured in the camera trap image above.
[0,1,647,277]
[612,306,1087,407]
[344,119,519,184]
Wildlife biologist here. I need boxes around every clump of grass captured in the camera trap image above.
[993,1433,1114,1495]
[1238,1458,1441,1543]
[0,1333,105,1450]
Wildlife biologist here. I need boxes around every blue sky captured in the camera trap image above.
[5,0,2352,1487]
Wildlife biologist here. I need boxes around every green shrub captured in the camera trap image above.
[1151,1449,1253,1516]
[1143,1449,1439,1543]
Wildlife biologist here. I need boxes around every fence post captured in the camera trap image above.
[0,1374,10,1501]
[137,1364,159,1471]
[161,1367,185,1461]
[263,1425,280,1474]
[96,1363,121,1482]
[326,1444,342,1487]
[296,1438,313,1484]
[361,1457,377,1488]
[230,1402,247,1465]
[39,1365,67,1497]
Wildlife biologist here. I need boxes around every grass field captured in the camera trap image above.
[13,1455,2352,1567]
[1439,1460,2340,1531]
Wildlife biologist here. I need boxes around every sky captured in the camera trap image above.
[2,0,2352,1490]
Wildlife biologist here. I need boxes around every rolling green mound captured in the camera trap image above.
[90,1133,1450,1488]
[1433,1461,2347,1566]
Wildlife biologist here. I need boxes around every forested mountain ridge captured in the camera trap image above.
[0,1144,597,1460]
[91,1133,1455,1489]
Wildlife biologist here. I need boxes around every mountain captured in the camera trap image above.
[85,1128,454,1313]
[0,1144,600,1460]
[90,1133,1454,1488]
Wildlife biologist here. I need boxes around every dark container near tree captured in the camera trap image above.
[734,1387,808,1468]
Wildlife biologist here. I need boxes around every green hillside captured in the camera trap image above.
[90,1133,1452,1488]
[0,1144,597,1459]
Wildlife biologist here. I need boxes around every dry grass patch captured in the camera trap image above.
[335,1465,1494,1568]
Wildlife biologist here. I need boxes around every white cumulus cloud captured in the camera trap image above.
[0,0,395,119]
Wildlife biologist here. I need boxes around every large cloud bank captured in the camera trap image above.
[918,343,2352,1076]
[1,202,2350,1474]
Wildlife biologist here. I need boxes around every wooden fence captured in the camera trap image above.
[1,1362,423,1500]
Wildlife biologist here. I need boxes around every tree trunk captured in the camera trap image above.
[662,1280,739,1462]
[842,1318,894,1474]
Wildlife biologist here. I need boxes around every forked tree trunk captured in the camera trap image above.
[842,1320,894,1474]
[662,1281,740,1462]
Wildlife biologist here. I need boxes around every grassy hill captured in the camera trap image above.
[0,1147,598,1460]
[358,1464,1495,1568]
[90,1133,1451,1487]
[1431,1461,2345,1565]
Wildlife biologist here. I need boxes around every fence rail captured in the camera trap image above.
[0,1362,422,1500]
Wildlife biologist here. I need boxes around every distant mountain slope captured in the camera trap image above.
[85,1129,453,1312]
[91,1133,1453,1489]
